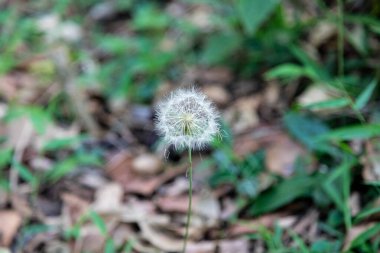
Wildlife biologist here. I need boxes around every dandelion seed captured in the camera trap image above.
[155,88,219,150]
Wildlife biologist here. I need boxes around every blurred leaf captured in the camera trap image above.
[318,124,380,141]
[284,112,330,150]
[303,98,351,110]
[236,0,281,34]
[322,158,355,230]
[353,80,377,110]
[88,210,107,236]
[46,158,78,182]
[133,4,170,31]
[310,239,341,253]
[290,46,330,82]
[265,64,308,80]
[42,136,83,151]
[0,148,12,169]
[237,178,259,198]
[98,36,128,55]
[354,206,380,224]
[123,240,135,253]
[13,161,38,188]
[5,106,50,135]
[249,175,318,215]
[105,238,116,253]
[350,223,380,249]
[201,33,241,65]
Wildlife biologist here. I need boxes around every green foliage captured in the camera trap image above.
[318,124,380,141]
[303,98,351,111]
[249,175,319,215]
[209,148,266,198]
[284,112,330,151]
[353,79,377,111]
[236,0,281,34]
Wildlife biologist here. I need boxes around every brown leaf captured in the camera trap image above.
[232,125,281,157]
[265,134,306,177]
[344,223,375,250]
[131,153,163,176]
[202,85,231,106]
[219,238,249,253]
[156,195,191,213]
[92,183,123,214]
[155,192,220,221]
[187,241,216,253]
[61,193,90,225]
[0,211,22,247]
[139,222,183,252]
[106,151,186,196]
[224,95,261,134]
[362,139,380,182]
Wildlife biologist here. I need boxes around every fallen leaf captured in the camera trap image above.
[309,21,336,47]
[156,192,220,221]
[0,211,22,247]
[362,139,380,182]
[78,225,105,253]
[61,193,90,225]
[202,85,231,106]
[131,153,163,176]
[161,177,189,196]
[92,183,123,214]
[106,151,186,196]
[219,238,249,253]
[187,241,216,253]
[224,95,261,134]
[344,223,375,250]
[139,222,183,252]
[265,134,305,177]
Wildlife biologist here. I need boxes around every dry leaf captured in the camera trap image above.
[187,241,216,253]
[265,134,305,177]
[219,238,249,253]
[309,21,336,47]
[61,193,90,225]
[344,223,375,250]
[362,139,380,182]
[202,85,231,106]
[224,95,261,134]
[132,153,163,176]
[107,151,186,196]
[92,183,123,214]
[139,222,183,252]
[0,211,22,247]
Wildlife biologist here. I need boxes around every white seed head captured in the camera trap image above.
[155,88,219,150]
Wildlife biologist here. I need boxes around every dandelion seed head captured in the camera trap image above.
[155,88,219,150]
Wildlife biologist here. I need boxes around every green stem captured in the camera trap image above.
[182,148,193,253]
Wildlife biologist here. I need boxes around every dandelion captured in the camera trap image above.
[155,88,220,253]
[155,88,219,151]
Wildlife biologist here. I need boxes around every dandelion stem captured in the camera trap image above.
[182,148,193,253]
